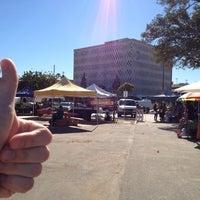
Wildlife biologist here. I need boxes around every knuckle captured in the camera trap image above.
[19,178,34,193]
[30,164,42,177]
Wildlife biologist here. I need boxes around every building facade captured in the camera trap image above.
[73,38,172,97]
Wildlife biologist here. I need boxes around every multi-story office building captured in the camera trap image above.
[73,38,172,97]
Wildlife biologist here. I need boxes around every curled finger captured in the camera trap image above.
[0,174,34,194]
[0,162,42,177]
[9,125,52,149]
[0,146,50,163]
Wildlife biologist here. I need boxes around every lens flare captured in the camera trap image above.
[92,0,117,43]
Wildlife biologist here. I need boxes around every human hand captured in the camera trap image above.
[0,59,52,197]
[0,58,18,150]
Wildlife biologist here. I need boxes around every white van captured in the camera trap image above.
[137,99,152,113]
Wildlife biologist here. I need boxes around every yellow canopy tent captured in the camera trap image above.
[34,77,96,97]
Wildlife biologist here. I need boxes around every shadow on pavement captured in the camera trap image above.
[158,123,178,133]
[194,142,200,150]
[47,125,93,134]
[156,122,200,150]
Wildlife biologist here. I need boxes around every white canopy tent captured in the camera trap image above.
[175,81,200,93]
[87,84,116,98]
[87,84,117,122]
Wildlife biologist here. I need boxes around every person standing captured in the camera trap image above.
[153,103,159,122]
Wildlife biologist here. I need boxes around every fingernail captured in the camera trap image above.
[1,149,15,161]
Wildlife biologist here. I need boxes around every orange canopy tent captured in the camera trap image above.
[34,77,96,97]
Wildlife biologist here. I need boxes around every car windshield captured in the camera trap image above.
[119,100,136,106]
[60,102,70,106]
[126,101,136,106]
[60,102,73,107]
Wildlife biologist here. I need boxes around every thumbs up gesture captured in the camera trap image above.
[0,59,18,149]
[0,59,52,198]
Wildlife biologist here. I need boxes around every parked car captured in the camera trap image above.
[117,99,137,118]
[15,97,35,114]
[59,101,74,111]
[36,107,53,116]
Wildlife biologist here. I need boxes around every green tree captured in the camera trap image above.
[112,75,121,93]
[18,71,62,91]
[117,82,134,94]
[141,0,200,69]
[80,72,87,88]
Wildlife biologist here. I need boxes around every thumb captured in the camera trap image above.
[0,58,18,150]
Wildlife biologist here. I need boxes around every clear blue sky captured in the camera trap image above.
[0,0,199,84]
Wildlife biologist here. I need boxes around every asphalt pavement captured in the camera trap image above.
[7,114,200,200]
[119,115,200,200]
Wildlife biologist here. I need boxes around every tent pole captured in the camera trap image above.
[196,101,200,139]
[73,97,75,116]
[96,96,99,125]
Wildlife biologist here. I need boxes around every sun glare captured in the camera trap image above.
[92,0,117,43]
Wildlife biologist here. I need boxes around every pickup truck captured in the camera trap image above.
[117,99,137,118]
[15,97,34,114]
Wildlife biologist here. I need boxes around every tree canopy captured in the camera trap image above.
[117,82,134,93]
[18,71,63,91]
[112,75,121,93]
[141,0,200,69]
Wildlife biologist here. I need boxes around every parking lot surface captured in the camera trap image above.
[8,114,200,200]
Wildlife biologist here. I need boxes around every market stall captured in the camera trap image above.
[175,81,200,139]
[86,84,117,121]
[34,77,97,123]
[176,92,200,139]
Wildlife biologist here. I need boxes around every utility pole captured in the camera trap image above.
[53,65,55,75]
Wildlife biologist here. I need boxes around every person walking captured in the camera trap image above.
[153,103,159,122]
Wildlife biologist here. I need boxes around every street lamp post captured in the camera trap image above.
[162,62,165,94]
